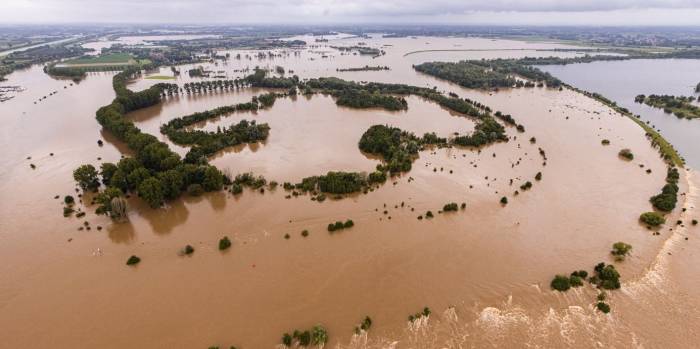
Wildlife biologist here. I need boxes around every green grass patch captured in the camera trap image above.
[145,75,176,80]
[64,53,133,65]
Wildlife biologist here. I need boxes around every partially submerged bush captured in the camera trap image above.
[219,236,232,250]
[183,245,195,255]
[619,148,634,160]
[611,242,632,261]
[443,202,459,212]
[126,255,141,265]
[550,274,571,291]
[596,302,611,313]
[500,196,508,205]
[640,212,665,226]
[408,307,431,322]
[355,316,373,334]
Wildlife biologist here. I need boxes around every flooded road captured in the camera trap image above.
[0,35,698,348]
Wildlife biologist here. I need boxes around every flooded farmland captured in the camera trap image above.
[1,35,699,348]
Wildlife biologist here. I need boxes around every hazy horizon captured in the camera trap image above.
[2,0,700,26]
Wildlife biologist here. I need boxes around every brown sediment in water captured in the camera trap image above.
[0,35,698,348]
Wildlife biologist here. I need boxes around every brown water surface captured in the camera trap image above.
[1,36,698,348]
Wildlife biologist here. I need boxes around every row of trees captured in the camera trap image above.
[76,66,226,213]
[414,59,563,89]
[635,94,700,119]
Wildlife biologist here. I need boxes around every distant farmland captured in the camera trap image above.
[56,53,147,68]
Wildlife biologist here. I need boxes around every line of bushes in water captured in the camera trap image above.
[160,92,278,163]
[414,59,563,89]
[74,66,226,212]
[635,93,700,120]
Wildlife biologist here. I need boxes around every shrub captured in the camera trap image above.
[327,223,337,232]
[500,196,508,205]
[601,139,610,145]
[126,255,141,265]
[593,262,621,290]
[640,212,665,226]
[184,245,194,255]
[443,202,459,212]
[219,236,232,250]
[693,219,698,225]
[229,183,243,195]
[520,181,532,190]
[571,270,588,279]
[301,230,309,237]
[63,206,74,217]
[535,172,542,181]
[611,242,632,260]
[282,333,292,346]
[344,219,354,228]
[619,148,634,160]
[596,302,611,313]
[355,316,373,333]
[426,211,434,218]
[550,275,571,291]
[64,195,75,205]
[73,164,100,190]
[311,325,328,345]
[570,275,583,287]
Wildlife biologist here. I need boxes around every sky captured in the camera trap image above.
[2,0,700,25]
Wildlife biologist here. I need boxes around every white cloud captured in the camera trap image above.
[1,0,700,24]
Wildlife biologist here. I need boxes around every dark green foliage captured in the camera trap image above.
[100,163,118,185]
[355,316,373,333]
[611,242,632,261]
[569,275,584,287]
[601,139,611,145]
[596,302,611,313]
[219,236,232,251]
[184,245,194,255]
[500,196,508,205]
[443,202,459,212]
[126,255,140,265]
[328,220,353,233]
[282,333,292,346]
[640,212,666,226]
[298,172,368,194]
[73,164,100,190]
[650,167,680,212]
[452,117,507,147]
[426,211,434,218]
[359,125,427,174]
[138,177,164,208]
[551,275,571,291]
[95,186,124,216]
[335,89,408,110]
[414,59,562,89]
[408,307,432,322]
[64,195,75,205]
[619,148,634,160]
[520,181,533,191]
[535,172,542,181]
[571,270,588,279]
[592,262,621,290]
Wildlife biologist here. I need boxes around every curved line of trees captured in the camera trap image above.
[74,66,226,213]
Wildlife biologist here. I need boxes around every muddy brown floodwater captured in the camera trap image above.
[1,35,699,348]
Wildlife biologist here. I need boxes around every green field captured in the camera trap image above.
[145,75,176,80]
[63,53,134,66]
